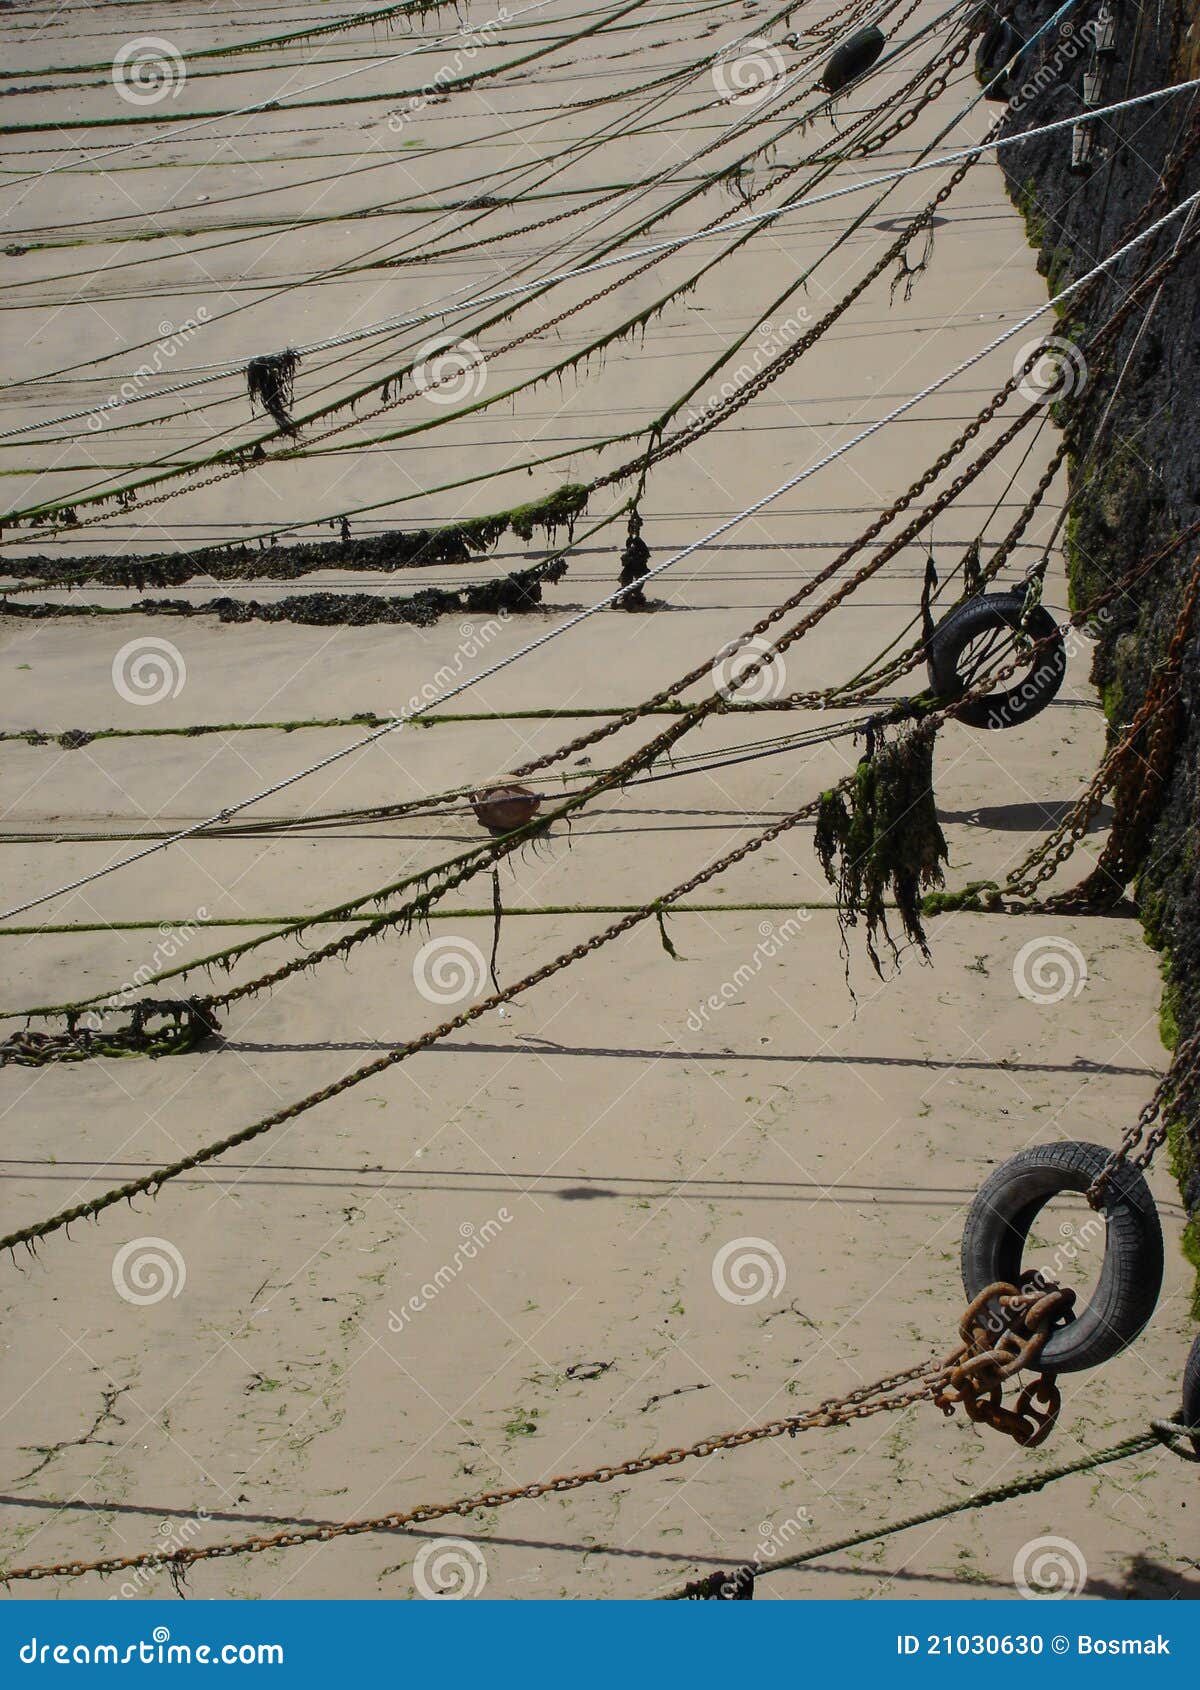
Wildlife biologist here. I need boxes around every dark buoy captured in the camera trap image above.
[472,781,542,836]
[820,25,885,94]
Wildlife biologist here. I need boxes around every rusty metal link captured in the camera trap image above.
[3,1366,945,1584]
[935,1280,1074,1446]
[1006,545,1200,902]
[2,1278,1070,1588]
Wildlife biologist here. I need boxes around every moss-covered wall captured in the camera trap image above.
[995,0,1200,1308]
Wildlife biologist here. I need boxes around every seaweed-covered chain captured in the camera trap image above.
[1088,1026,1200,1209]
[0,788,835,1252]
[1000,543,1200,904]
[663,1423,1198,1600]
[6,217,1196,1037]
[26,17,968,541]
[0,608,1109,1242]
[10,145,1198,1021]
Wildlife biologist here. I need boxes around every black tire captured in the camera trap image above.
[926,590,1066,729]
[1182,1331,1200,1455]
[960,1141,1163,1374]
[975,20,1034,101]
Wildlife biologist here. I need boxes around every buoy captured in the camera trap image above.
[471,781,542,836]
[820,25,885,94]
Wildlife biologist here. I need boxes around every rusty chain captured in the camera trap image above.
[0,1278,1071,1587]
[1087,1024,1200,1208]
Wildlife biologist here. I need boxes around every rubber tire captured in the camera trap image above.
[926,590,1066,729]
[975,20,1035,102]
[1182,1330,1200,1455]
[960,1141,1164,1374]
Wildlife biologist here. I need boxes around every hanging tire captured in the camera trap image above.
[1183,1330,1200,1455]
[821,25,885,93]
[960,1141,1163,1373]
[926,589,1066,729]
[975,19,1035,101]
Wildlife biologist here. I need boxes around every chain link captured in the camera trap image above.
[2,1278,1070,1586]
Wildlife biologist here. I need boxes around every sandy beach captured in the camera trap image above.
[1,0,1194,1601]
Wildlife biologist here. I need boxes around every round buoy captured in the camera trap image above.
[471,781,542,836]
[820,25,885,94]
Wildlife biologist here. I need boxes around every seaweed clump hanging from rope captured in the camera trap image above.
[246,350,301,435]
[814,720,948,979]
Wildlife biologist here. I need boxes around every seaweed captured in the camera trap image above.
[245,350,301,434]
[814,721,948,977]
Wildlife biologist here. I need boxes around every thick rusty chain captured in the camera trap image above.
[0,1280,1068,1587]
[935,1281,1073,1446]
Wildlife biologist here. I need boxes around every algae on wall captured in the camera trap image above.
[996,0,1200,1299]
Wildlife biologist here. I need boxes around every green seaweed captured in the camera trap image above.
[814,722,948,976]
